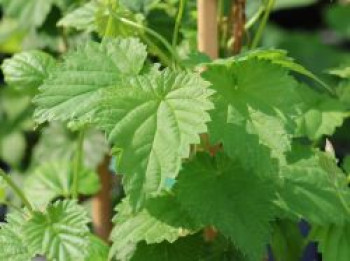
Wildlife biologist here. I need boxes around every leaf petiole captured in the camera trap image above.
[72,130,85,199]
[0,169,33,213]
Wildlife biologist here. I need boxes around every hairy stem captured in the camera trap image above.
[107,6,181,67]
[172,0,185,67]
[0,169,33,212]
[72,130,85,199]
[231,0,246,54]
[250,0,275,49]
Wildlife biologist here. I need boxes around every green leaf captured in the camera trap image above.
[204,57,300,164]
[57,1,97,32]
[33,123,108,169]
[0,210,33,261]
[326,5,350,39]
[86,235,109,261]
[34,38,147,124]
[2,50,55,89]
[24,161,100,207]
[96,69,213,209]
[23,200,90,261]
[239,49,326,88]
[276,146,350,224]
[0,176,7,202]
[270,220,304,261]
[274,0,316,10]
[337,80,350,107]
[329,64,350,79]
[175,153,275,261]
[130,234,204,261]
[295,85,349,140]
[0,131,26,167]
[310,224,350,261]
[109,194,199,260]
[343,155,350,174]
[0,0,53,29]
[95,1,143,38]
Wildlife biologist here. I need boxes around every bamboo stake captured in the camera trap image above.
[197,0,219,241]
[197,0,218,59]
[92,156,113,242]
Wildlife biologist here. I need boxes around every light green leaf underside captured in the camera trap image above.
[23,200,90,261]
[57,1,97,32]
[277,146,350,225]
[0,210,33,261]
[310,224,350,261]
[0,0,53,29]
[109,195,199,260]
[2,50,55,89]
[33,123,108,169]
[96,70,213,209]
[86,235,109,261]
[34,37,147,124]
[175,153,275,261]
[295,85,349,140]
[204,57,301,165]
[130,234,204,261]
[24,161,100,207]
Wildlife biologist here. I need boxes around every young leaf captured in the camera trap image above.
[57,1,98,32]
[24,161,100,206]
[96,69,214,209]
[2,50,55,89]
[95,0,142,38]
[109,194,200,260]
[34,37,147,124]
[310,224,350,261]
[23,200,90,261]
[175,153,275,261]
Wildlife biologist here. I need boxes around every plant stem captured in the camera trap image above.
[142,35,172,67]
[245,5,265,30]
[72,130,85,199]
[172,0,185,67]
[0,169,33,212]
[107,6,181,67]
[231,0,246,54]
[250,0,275,49]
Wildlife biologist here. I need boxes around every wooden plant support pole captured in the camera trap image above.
[197,0,218,59]
[92,156,113,242]
[197,0,218,241]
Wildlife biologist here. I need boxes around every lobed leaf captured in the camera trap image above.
[96,69,213,209]
[109,194,200,260]
[23,200,90,261]
[0,210,33,261]
[34,37,147,124]
[175,153,275,261]
[2,50,55,89]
